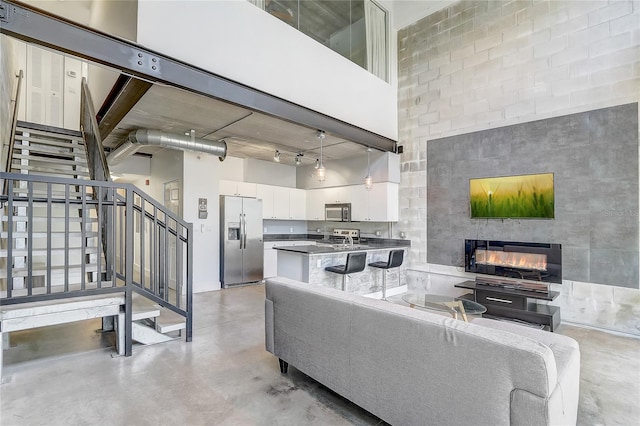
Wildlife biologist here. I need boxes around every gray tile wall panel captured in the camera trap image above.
[426,103,639,288]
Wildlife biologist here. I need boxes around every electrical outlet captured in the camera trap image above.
[264,227,267,233]
[289,227,293,233]
[316,259,322,267]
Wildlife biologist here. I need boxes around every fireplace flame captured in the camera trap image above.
[476,249,547,272]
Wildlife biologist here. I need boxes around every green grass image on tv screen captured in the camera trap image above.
[469,173,554,219]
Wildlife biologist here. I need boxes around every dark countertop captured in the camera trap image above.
[273,243,408,255]
[264,233,411,249]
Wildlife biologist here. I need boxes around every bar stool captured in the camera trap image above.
[368,249,404,300]
[325,252,367,291]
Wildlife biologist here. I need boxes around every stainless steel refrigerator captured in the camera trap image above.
[220,196,263,287]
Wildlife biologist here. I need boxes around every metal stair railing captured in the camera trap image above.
[79,77,115,285]
[2,70,23,198]
[80,77,110,183]
[0,172,193,356]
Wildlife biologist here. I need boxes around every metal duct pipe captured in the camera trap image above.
[107,129,227,166]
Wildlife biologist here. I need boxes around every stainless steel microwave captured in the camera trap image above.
[325,203,351,222]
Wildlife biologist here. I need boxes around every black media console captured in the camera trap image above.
[454,280,560,332]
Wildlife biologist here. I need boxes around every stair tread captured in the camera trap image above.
[12,143,87,158]
[9,189,92,198]
[132,295,161,320]
[156,308,186,333]
[4,200,94,207]
[0,292,124,319]
[0,263,105,278]
[0,247,100,256]
[12,154,89,167]
[14,134,85,148]
[16,122,83,138]
[2,216,98,222]
[10,164,90,176]
[1,231,99,238]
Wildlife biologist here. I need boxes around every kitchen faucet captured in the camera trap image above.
[345,236,354,247]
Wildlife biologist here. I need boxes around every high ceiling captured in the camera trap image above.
[101,82,371,168]
[17,0,458,168]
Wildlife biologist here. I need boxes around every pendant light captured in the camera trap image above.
[364,147,373,190]
[317,130,326,182]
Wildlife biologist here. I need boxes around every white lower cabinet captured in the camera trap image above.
[264,241,316,279]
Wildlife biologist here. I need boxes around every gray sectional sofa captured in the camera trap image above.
[265,277,580,425]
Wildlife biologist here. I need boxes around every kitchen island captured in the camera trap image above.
[274,243,409,295]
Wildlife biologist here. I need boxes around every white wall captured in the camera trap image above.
[297,151,399,189]
[244,158,296,187]
[183,151,222,292]
[147,149,183,204]
[219,156,245,181]
[89,0,137,42]
[136,0,397,140]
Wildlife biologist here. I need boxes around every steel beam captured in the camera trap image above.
[0,0,397,152]
[96,75,153,140]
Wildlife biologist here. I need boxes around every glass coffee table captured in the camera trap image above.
[402,293,486,322]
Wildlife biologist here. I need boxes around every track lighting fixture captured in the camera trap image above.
[273,150,281,162]
[315,158,319,169]
[295,154,302,166]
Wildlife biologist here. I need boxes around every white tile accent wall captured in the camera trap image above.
[397,0,640,334]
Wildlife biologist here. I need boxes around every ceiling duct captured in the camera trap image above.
[107,129,227,166]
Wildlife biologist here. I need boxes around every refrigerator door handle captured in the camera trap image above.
[242,213,248,249]
[239,213,244,249]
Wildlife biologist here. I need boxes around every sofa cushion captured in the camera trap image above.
[472,318,579,381]
[473,317,581,425]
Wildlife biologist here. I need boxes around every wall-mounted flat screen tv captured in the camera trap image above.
[469,173,554,219]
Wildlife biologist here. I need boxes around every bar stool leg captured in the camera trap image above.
[342,274,347,291]
[381,270,387,301]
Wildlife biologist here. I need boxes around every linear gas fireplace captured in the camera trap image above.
[465,240,562,292]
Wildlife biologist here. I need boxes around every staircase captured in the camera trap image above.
[1,119,192,362]
[2,121,100,297]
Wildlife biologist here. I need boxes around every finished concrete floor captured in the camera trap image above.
[2,284,639,425]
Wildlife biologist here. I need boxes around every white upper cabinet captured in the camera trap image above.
[349,183,399,222]
[225,181,397,222]
[272,186,290,219]
[289,188,307,220]
[257,184,306,220]
[349,185,369,222]
[220,180,257,197]
[256,184,275,218]
[324,186,349,204]
[306,188,325,221]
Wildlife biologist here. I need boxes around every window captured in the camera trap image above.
[248,0,388,81]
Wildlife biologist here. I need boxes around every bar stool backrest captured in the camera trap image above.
[389,249,404,268]
[344,252,367,274]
